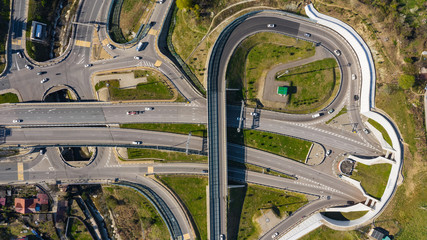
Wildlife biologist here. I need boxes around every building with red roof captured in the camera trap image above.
[14,198,36,214]
[37,193,49,205]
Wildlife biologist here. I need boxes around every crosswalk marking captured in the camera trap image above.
[12,39,21,45]
[75,40,91,47]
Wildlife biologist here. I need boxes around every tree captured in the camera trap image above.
[398,74,415,89]
[176,0,193,10]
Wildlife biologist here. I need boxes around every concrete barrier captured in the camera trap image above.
[298,2,404,233]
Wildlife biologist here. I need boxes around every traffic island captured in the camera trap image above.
[58,147,97,168]
[92,68,183,102]
[228,183,308,239]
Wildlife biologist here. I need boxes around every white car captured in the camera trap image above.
[267,24,276,28]
[334,49,341,56]
[134,56,142,60]
[304,33,311,37]
[250,112,258,116]
[41,78,49,83]
[145,107,154,111]
[12,119,23,123]
[17,51,23,58]
[107,43,115,49]
[85,64,93,67]
[271,232,279,238]
[132,141,142,145]
[363,128,370,134]
[326,149,332,156]
[351,74,357,80]
[25,64,33,70]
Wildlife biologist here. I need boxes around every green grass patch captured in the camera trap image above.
[158,175,208,240]
[68,218,92,240]
[171,9,207,61]
[228,128,312,162]
[367,118,393,146]
[351,163,392,199]
[0,0,10,73]
[120,123,207,137]
[228,160,295,180]
[341,211,368,220]
[0,93,19,103]
[95,71,174,100]
[230,184,308,239]
[276,58,340,111]
[102,185,169,240]
[27,0,61,61]
[226,32,315,105]
[109,0,155,43]
[299,225,364,240]
[374,84,426,239]
[126,148,207,163]
[325,106,347,124]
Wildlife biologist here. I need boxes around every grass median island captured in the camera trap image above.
[299,225,363,240]
[120,123,207,137]
[68,218,92,240]
[367,118,393,146]
[102,185,169,240]
[0,0,10,73]
[27,0,61,61]
[226,32,315,104]
[228,160,295,180]
[95,70,175,100]
[0,92,19,103]
[109,0,155,43]
[229,184,308,239]
[126,148,207,163]
[325,106,347,124]
[351,163,392,199]
[276,58,340,111]
[158,175,208,240]
[121,123,311,162]
[228,128,312,162]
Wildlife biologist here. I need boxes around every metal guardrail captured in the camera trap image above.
[107,0,152,46]
[115,181,183,240]
[206,10,260,240]
[166,6,206,96]
[0,144,207,156]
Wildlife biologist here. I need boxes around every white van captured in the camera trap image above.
[312,113,322,118]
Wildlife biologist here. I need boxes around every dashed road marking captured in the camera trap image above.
[17,162,24,181]
[101,39,109,46]
[148,29,158,35]
[183,233,191,240]
[154,60,162,67]
[75,40,91,47]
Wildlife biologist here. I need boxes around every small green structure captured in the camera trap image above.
[277,86,288,96]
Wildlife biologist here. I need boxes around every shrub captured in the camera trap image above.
[398,74,415,89]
